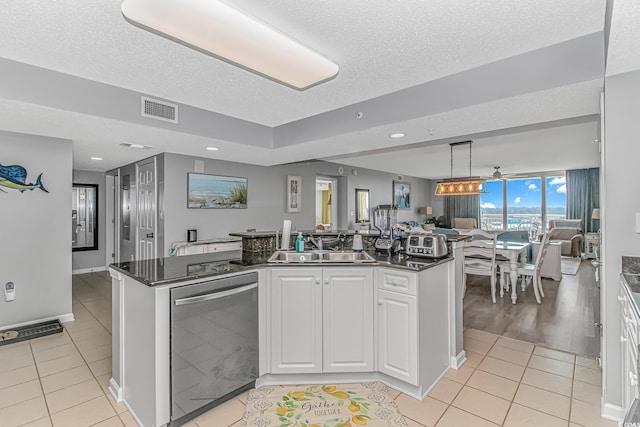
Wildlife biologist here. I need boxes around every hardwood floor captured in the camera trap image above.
[463,259,600,357]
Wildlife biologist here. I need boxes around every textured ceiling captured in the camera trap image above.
[606,1,640,76]
[0,0,615,174]
[0,0,605,126]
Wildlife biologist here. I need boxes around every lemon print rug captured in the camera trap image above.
[242,382,407,427]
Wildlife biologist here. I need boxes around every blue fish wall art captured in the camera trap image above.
[0,164,48,193]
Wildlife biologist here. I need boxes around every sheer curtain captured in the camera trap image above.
[444,195,480,228]
[566,167,600,232]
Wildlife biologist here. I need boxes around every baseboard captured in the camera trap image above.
[451,350,467,369]
[109,378,123,402]
[602,402,624,422]
[72,266,107,275]
[1,313,74,331]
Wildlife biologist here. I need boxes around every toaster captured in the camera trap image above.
[405,234,449,258]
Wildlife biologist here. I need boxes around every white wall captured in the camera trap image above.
[602,70,640,413]
[0,131,72,328]
[72,170,106,272]
[161,154,436,256]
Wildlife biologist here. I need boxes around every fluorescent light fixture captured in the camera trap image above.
[121,0,339,90]
[206,147,219,151]
[90,157,103,161]
[389,133,406,138]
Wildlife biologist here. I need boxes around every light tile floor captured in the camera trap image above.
[0,271,620,427]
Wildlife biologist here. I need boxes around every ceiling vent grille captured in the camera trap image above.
[141,96,178,124]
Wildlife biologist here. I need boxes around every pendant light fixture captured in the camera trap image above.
[435,141,488,196]
[121,0,339,90]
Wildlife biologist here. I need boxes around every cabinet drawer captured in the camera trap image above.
[376,268,417,295]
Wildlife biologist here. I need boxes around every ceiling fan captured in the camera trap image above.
[488,166,528,180]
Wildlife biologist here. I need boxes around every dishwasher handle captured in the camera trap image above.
[174,282,257,306]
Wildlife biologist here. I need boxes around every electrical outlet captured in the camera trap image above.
[5,282,15,302]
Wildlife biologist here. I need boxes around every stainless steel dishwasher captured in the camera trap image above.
[170,272,258,426]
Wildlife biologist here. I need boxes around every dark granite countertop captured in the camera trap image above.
[110,249,453,287]
[229,229,382,238]
[109,250,259,287]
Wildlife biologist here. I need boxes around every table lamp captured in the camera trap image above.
[592,208,600,232]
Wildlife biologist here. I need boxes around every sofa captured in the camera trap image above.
[546,219,583,258]
[451,217,478,228]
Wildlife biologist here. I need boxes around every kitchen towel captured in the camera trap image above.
[281,220,292,250]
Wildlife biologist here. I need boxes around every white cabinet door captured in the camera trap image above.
[270,268,323,374]
[625,333,639,411]
[322,268,374,372]
[377,289,418,385]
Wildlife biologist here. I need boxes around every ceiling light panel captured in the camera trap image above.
[121,0,339,90]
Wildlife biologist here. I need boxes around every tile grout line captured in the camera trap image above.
[465,336,577,425]
[27,339,55,427]
[488,336,516,426]
[40,276,118,423]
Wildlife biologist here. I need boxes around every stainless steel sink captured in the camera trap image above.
[323,252,376,262]
[267,251,376,264]
[268,251,323,263]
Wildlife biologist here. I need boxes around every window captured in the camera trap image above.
[546,176,567,224]
[480,174,567,239]
[507,178,541,238]
[480,180,503,230]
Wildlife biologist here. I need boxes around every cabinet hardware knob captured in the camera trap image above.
[619,296,625,302]
[378,300,383,305]
[622,336,628,343]
[315,279,320,285]
[324,280,329,285]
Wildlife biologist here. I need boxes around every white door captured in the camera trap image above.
[323,268,374,372]
[270,268,323,374]
[136,159,156,260]
[377,289,418,385]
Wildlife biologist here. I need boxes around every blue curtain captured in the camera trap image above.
[566,167,599,232]
[443,195,480,228]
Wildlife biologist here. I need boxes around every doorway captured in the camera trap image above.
[316,177,337,231]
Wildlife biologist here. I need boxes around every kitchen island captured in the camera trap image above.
[108,249,460,427]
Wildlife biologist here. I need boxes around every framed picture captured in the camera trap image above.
[393,180,411,209]
[355,188,370,223]
[286,175,301,213]
[187,173,248,209]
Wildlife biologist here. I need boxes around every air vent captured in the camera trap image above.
[141,96,178,124]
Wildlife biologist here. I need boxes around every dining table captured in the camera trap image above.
[469,240,530,304]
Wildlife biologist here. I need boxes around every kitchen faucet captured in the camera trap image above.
[306,235,323,251]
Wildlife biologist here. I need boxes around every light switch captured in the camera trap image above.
[5,282,15,302]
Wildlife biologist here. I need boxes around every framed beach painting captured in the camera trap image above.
[393,180,411,209]
[187,173,248,209]
[286,175,301,213]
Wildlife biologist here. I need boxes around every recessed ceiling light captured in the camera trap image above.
[206,147,219,151]
[390,133,405,139]
[91,157,103,161]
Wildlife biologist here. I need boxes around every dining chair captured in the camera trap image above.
[454,228,493,241]
[499,232,550,304]
[462,234,498,303]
